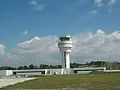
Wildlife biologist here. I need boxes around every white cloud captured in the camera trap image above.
[11,35,59,65]
[1,30,120,66]
[94,0,103,7]
[0,44,19,66]
[23,30,28,35]
[34,4,44,10]
[108,0,117,6]
[29,0,44,11]
[71,29,120,63]
[0,44,5,55]
[89,10,97,15]
[30,0,37,5]
[96,29,104,34]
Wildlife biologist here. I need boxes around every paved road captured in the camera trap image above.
[0,77,35,88]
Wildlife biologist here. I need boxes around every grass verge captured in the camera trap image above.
[2,71,120,90]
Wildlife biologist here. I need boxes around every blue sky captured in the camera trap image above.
[0,0,120,51]
[0,0,120,66]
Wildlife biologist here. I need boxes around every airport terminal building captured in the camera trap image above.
[0,67,106,77]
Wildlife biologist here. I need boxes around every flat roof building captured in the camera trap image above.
[0,67,106,77]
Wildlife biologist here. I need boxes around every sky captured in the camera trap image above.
[0,0,120,66]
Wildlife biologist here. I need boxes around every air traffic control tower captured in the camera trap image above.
[58,35,72,69]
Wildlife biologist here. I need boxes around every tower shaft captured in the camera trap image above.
[61,52,70,69]
[58,35,72,69]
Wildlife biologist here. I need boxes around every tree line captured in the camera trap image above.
[0,61,120,70]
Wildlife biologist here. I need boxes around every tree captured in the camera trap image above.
[24,65,29,69]
[39,64,47,69]
[29,64,34,69]
[18,66,24,70]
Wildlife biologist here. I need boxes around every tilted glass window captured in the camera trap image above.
[60,37,70,41]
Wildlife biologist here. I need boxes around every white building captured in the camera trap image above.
[0,67,106,77]
[58,35,72,69]
[0,70,13,77]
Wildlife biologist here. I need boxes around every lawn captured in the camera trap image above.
[2,71,120,90]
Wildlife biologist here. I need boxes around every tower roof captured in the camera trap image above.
[60,35,70,38]
[60,35,71,41]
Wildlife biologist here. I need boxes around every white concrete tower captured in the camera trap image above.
[58,35,72,69]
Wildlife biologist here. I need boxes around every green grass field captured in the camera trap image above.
[2,71,120,90]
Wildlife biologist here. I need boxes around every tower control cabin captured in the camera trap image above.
[58,35,72,69]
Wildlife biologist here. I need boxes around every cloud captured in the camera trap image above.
[94,0,103,7]
[0,44,19,66]
[1,30,120,66]
[108,0,117,6]
[29,0,44,11]
[88,10,97,18]
[11,35,59,65]
[0,35,59,66]
[23,30,28,35]
[0,44,6,55]
[89,10,97,15]
[71,29,120,63]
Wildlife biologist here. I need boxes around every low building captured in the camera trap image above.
[13,69,47,76]
[73,67,106,74]
[0,70,13,77]
[0,67,106,77]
